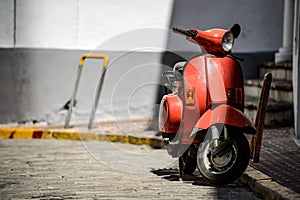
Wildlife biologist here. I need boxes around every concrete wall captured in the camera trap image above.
[0,0,172,49]
[167,0,284,53]
[16,0,78,48]
[164,0,284,78]
[0,0,14,47]
[0,0,173,124]
[0,0,285,125]
[0,49,166,124]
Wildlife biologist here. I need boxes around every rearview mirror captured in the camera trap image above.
[230,24,241,39]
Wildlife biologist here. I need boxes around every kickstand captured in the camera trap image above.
[178,156,184,181]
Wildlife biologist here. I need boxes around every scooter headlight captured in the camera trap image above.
[222,32,234,52]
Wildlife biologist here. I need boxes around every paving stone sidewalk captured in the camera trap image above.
[1,120,300,199]
[0,139,261,200]
[249,127,300,194]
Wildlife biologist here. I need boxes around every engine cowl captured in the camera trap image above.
[159,94,182,134]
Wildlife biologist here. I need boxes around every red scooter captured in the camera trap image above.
[159,24,256,185]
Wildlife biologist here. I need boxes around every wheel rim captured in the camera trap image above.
[211,149,233,168]
[200,140,238,174]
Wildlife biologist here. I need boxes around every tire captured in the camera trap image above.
[197,130,250,185]
[182,152,197,175]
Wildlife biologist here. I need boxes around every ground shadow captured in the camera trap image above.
[150,168,241,188]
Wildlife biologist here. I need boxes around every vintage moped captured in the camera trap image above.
[159,24,256,185]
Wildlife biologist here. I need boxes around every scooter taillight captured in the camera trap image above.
[226,87,243,110]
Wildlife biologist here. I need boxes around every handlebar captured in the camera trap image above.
[172,27,197,37]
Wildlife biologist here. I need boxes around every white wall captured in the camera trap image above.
[16,0,78,48]
[0,49,167,124]
[0,0,285,52]
[0,0,174,124]
[0,0,286,125]
[0,0,173,50]
[0,0,14,47]
[78,0,173,50]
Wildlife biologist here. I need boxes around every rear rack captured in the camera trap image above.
[162,71,175,89]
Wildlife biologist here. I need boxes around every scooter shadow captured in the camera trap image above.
[150,168,212,186]
[150,168,240,187]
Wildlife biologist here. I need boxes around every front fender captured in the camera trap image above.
[191,104,256,138]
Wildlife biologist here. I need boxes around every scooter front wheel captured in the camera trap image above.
[197,131,250,185]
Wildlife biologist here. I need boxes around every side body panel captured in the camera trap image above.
[206,56,244,111]
[181,55,246,144]
[180,56,207,144]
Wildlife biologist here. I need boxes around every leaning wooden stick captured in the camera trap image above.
[249,72,272,162]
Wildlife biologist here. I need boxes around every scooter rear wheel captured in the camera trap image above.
[182,151,197,175]
[197,130,250,185]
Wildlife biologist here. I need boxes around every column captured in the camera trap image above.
[293,0,300,146]
[275,0,295,63]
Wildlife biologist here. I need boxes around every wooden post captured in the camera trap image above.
[249,72,272,162]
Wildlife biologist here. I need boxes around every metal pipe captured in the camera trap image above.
[88,67,107,129]
[64,54,109,129]
[64,66,83,128]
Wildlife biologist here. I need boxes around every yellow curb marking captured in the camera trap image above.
[0,129,13,138]
[0,128,165,148]
[13,129,33,139]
